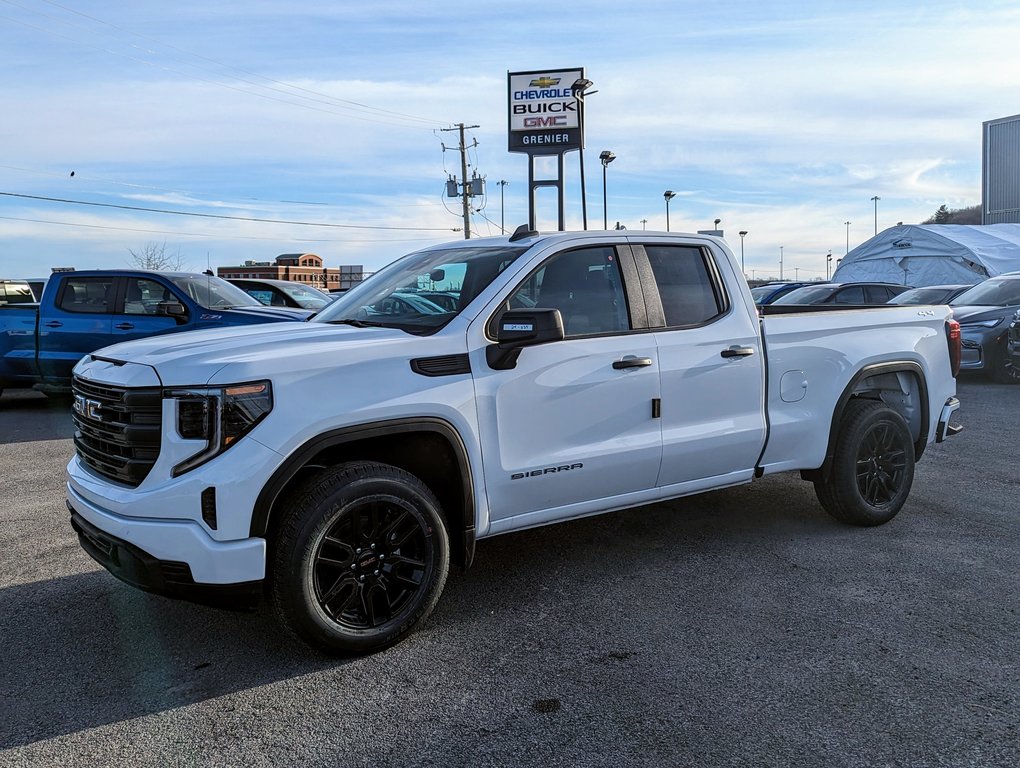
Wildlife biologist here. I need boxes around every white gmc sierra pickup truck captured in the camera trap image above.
[66,228,962,654]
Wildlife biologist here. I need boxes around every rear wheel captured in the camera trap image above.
[270,461,450,655]
[814,399,915,526]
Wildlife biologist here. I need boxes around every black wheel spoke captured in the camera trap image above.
[310,491,432,631]
[318,574,359,618]
[854,419,911,505]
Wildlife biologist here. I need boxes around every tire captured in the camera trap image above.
[270,461,450,655]
[988,341,1020,384]
[814,399,915,527]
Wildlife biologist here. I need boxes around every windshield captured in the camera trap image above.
[168,275,264,309]
[276,282,331,310]
[314,244,528,333]
[889,286,962,305]
[951,277,1020,307]
[772,285,837,304]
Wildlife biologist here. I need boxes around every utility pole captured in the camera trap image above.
[441,123,479,238]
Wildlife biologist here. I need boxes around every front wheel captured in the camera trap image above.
[814,399,915,526]
[270,461,450,655]
[989,341,1020,384]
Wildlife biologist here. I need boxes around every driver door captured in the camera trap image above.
[470,245,662,528]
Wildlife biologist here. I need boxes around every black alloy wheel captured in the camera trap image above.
[271,461,450,655]
[853,421,908,507]
[814,399,915,526]
[311,496,433,630]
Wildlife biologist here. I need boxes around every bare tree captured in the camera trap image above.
[128,241,187,271]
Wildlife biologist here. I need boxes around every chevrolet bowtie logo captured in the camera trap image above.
[529,77,561,88]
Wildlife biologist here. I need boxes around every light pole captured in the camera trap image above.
[780,245,784,280]
[640,218,648,230]
[845,221,851,254]
[871,196,880,235]
[826,250,833,280]
[664,190,676,231]
[498,180,508,234]
[571,78,596,230]
[714,218,721,233]
[599,151,615,230]
[738,230,748,274]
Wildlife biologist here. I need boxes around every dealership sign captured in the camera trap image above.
[507,68,584,154]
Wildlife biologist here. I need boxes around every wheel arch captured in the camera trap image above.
[252,418,476,569]
[802,361,929,481]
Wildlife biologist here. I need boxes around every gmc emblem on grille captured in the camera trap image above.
[73,395,103,422]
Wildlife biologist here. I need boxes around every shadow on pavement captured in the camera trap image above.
[0,570,345,749]
[0,390,75,444]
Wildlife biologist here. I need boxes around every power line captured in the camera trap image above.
[0,191,459,231]
[0,1,448,130]
[35,0,445,127]
[0,214,445,244]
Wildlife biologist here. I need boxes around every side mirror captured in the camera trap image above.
[486,308,564,370]
[157,301,188,323]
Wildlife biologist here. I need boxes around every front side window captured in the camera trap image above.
[502,247,629,337]
[644,245,724,326]
[58,277,114,314]
[123,278,174,315]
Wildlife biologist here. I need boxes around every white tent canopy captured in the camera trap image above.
[831,224,1020,287]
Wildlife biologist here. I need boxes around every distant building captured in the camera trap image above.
[983,114,1020,224]
[217,253,364,292]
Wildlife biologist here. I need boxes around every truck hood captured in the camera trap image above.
[950,305,1016,324]
[86,321,421,387]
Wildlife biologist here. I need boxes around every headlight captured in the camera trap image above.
[959,318,1002,328]
[168,381,273,476]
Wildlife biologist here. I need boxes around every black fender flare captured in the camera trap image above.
[808,361,929,480]
[250,417,476,567]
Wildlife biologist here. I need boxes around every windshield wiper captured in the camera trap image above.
[327,318,390,328]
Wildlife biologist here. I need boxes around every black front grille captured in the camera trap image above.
[72,376,163,486]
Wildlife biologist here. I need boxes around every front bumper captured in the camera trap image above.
[958,328,1002,371]
[67,478,267,591]
[69,505,261,609]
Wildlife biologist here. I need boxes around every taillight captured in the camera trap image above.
[946,319,961,377]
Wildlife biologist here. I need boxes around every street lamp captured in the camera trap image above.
[780,245,784,280]
[738,230,748,274]
[664,190,676,231]
[572,78,596,231]
[826,250,833,280]
[498,180,509,234]
[714,218,721,233]
[640,218,648,230]
[599,150,616,230]
[871,196,880,235]
[844,220,851,254]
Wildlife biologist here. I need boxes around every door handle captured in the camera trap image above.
[44,320,63,328]
[612,356,653,370]
[115,323,135,330]
[720,345,755,358]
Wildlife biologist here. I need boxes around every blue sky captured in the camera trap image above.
[2,0,1018,281]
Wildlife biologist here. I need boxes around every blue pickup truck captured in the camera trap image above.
[0,270,311,397]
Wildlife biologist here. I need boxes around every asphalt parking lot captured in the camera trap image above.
[0,379,1017,767]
